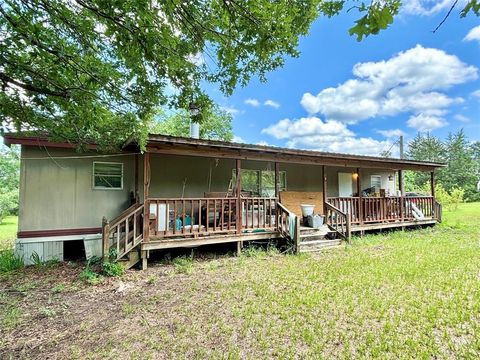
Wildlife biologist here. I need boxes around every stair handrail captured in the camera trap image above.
[277,202,302,252]
[325,202,351,243]
[102,202,145,260]
[433,200,442,223]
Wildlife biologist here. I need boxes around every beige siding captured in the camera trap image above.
[19,146,135,231]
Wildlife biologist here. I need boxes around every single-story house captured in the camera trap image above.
[4,133,444,268]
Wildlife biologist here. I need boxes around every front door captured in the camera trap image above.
[338,173,353,197]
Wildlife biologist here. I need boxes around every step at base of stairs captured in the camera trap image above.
[118,249,140,270]
[298,239,342,253]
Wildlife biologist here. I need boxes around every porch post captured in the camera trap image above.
[236,159,242,235]
[399,169,405,223]
[322,165,327,215]
[357,168,363,225]
[143,152,151,242]
[430,171,435,198]
[274,162,280,198]
[134,153,139,202]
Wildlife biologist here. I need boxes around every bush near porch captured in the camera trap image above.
[0,203,479,358]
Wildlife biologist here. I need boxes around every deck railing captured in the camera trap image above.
[325,202,351,242]
[327,196,437,225]
[102,203,144,260]
[148,197,277,238]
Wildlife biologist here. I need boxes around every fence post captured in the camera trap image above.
[102,216,110,260]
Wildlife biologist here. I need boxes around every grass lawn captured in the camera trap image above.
[0,216,18,251]
[1,204,480,358]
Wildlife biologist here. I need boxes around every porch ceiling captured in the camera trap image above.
[144,135,445,172]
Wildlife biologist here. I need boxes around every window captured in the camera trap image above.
[232,169,286,196]
[371,175,381,192]
[93,162,123,189]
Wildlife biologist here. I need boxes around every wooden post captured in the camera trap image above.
[294,216,301,254]
[346,216,351,244]
[357,168,363,225]
[102,216,110,260]
[274,162,280,198]
[399,169,404,223]
[143,152,151,243]
[134,153,139,201]
[322,165,327,215]
[430,171,435,199]
[236,159,242,235]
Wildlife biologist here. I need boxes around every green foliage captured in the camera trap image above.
[102,261,124,277]
[0,249,23,273]
[79,268,103,285]
[172,255,194,274]
[419,183,464,211]
[407,130,480,202]
[0,145,19,223]
[2,1,476,148]
[151,105,233,141]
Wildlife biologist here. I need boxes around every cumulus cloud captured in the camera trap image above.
[376,129,406,138]
[464,25,480,43]
[264,99,280,109]
[221,105,241,116]
[401,0,467,16]
[244,98,260,107]
[471,89,480,98]
[300,45,477,125]
[261,116,391,156]
[407,114,448,132]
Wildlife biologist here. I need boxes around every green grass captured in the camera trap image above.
[1,204,479,358]
[0,215,18,251]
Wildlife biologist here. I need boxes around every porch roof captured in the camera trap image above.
[3,132,445,171]
[145,135,445,172]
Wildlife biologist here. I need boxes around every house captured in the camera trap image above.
[4,133,444,268]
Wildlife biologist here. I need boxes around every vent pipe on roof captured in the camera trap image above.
[190,121,200,139]
[189,102,200,139]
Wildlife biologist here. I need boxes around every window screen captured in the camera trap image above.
[93,162,123,189]
[232,169,286,196]
[371,175,382,192]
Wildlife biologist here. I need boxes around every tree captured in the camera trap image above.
[151,105,233,142]
[0,144,20,223]
[407,133,446,190]
[1,1,477,149]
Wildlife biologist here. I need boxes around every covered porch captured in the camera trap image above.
[101,135,443,267]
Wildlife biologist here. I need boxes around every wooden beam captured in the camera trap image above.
[274,162,280,198]
[357,168,363,225]
[145,145,439,172]
[430,171,435,198]
[134,153,139,201]
[322,165,327,214]
[236,159,242,235]
[143,153,151,242]
[399,169,405,196]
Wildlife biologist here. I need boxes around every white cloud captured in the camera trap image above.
[244,98,260,107]
[402,0,467,16]
[221,106,241,116]
[376,129,406,138]
[300,45,477,124]
[471,89,480,98]
[232,135,245,143]
[454,114,470,123]
[262,117,353,139]
[261,116,391,156]
[256,141,270,146]
[264,99,280,109]
[464,25,480,43]
[407,114,448,132]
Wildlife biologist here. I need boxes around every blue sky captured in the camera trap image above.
[206,1,480,156]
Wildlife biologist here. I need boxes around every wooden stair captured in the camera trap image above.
[117,248,140,270]
[298,225,343,253]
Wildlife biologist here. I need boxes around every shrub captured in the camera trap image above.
[102,261,124,277]
[0,249,24,273]
[79,268,103,285]
[0,190,18,224]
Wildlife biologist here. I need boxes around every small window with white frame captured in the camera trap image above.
[93,162,123,190]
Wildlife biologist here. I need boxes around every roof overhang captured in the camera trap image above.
[145,135,445,172]
[2,132,446,172]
